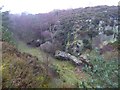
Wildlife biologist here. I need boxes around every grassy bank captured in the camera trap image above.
[17,41,88,88]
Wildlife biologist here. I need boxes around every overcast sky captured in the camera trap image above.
[0,0,119,14]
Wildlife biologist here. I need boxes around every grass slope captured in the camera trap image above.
[17,41,88,88]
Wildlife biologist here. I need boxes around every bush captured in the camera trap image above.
[81,51,118,88]
[41,31,53,42]
[104,30,114,36]
[1,11,16,45]
[83,39,92,50]
[2,29,15,45]
[87,30,98,39]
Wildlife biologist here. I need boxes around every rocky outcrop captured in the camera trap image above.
[55,50,92,67]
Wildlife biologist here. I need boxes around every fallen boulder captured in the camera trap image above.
[55,50,82,65]
[55,50,93,68]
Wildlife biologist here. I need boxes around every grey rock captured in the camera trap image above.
[55,50,83,65]
[40,41,55,54]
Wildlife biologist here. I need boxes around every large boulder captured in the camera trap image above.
[55,50,93,68]
[55,50,82,65]
[40,41,55,54]
[55,50,71,60]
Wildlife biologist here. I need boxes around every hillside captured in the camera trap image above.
[2,41,52,88]
[17,41,89,88]
[1,41,89,88]
[10,5,118,56]
[1,5,119,88]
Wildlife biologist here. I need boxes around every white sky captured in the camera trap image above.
[0,0,119,14]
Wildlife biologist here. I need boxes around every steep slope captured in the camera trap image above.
[2,41,51,88]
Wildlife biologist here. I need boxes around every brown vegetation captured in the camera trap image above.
[2,41,52,88]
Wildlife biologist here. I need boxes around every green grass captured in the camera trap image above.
[17,41,88,88]
[17,41,44,61]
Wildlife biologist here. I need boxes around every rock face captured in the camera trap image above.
[55,50,90,66]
